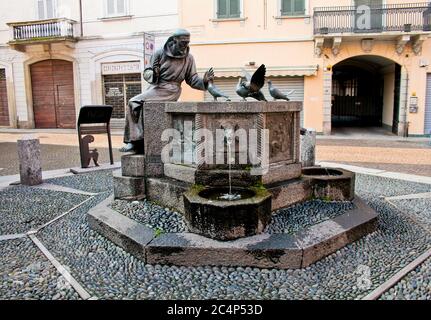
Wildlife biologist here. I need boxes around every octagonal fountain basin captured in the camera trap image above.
[302,166,355,201]
[183,187,272,241]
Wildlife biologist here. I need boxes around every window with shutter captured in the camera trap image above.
[217,0,241,19]
[37,0,57,20]
[281,0,305,16]
[105,0,127,17]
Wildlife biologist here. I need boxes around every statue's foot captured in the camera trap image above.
[119,143,135,153]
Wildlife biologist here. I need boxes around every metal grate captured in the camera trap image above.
[103,73,141,119]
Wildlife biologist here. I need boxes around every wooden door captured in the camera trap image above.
[31,59,76,128]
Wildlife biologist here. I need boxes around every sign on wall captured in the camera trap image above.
[101,61,141,75]
[144,33,155,68]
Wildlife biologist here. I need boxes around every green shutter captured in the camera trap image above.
[281,0,292,14]
[294,0,305,14]
[218,0,228,18]
[229,0,240,17]
[282,0,305,16]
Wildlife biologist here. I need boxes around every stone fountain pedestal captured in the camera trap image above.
[114,101,305,212]
[90,101,378,269]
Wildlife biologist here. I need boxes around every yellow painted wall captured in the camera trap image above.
[179,0,431,135]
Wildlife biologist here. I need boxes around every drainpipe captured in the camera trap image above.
[79,0,83,37]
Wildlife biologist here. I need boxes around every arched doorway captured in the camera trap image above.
[331,55,401,134]
[30,59,76,128]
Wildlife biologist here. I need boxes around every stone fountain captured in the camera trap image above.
[88,101,378,269]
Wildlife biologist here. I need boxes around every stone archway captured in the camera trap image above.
[323,54,408,136]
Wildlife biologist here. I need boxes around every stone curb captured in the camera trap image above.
[317,162,431,185]
[88,196,378,269]
[87,195,153,261]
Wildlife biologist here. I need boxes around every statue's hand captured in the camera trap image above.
[152,56,161,83]
[203,67,215,85]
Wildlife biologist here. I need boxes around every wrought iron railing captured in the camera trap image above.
[314,2,431,35]
[7,18,75,42]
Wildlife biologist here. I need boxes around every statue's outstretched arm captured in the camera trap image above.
[185,57,213,91]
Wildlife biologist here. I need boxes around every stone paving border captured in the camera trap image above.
[0,233,27,241]
[0,168,74,190]
[70,162,120,175]
[34,183,97,196]
[28,234,92,300]
[88,196,378,269]
[32,197,95,233]
[318,162,431,185]
[385,192,431,200]
[385,199,431,234]
[362,248,431,300]
[0,162,118,190]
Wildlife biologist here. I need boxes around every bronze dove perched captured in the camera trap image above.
[207,80,231,101]
[235,64,267,101]
[268,80,295,101]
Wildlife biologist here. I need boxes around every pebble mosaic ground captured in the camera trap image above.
[109,198,355,235]
[0,186,89,235]
[0,169,430,300]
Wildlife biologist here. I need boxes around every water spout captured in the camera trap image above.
[222,128,241,201]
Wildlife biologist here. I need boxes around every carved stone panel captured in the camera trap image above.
[172,114,196,165]
[197,113,257,169]
[266,112,294,163]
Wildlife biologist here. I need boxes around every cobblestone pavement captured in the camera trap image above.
[0,169,430,300]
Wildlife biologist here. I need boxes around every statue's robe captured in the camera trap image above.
[124,41,207,143]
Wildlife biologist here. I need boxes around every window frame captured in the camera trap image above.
[279,0,308,17]
[215,0,244,20]
[36,0,58,20]
[104,0,130,18]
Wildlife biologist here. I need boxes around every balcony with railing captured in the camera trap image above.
[7,18,77,50]
[313,2,431,35]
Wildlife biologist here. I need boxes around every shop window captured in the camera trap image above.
[103,73,141,119]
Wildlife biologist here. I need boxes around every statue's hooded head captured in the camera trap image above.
[164,29,191,58]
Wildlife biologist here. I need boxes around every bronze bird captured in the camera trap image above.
[236,64,267,101]
[268,81,296,101]
[207,81,231,101]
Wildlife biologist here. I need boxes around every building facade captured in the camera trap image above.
[1,0,431,137]
[179,0,431,136]
[0,0,179,129]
